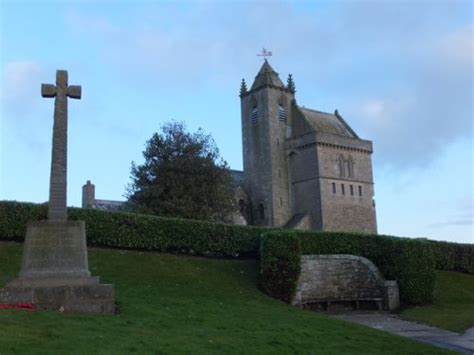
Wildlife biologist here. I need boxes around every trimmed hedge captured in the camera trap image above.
[0,201,267,258]
[429,240,474,274]
[1,201,472,304]
[261,230,436,305]
[260,232,301,302]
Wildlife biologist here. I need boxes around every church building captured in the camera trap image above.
[235,60,377,233]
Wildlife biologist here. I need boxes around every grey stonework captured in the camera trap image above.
[0,70,114,314]
[82,180,95,208]
[41,70,81,222]
[82,180,125,211]
[239,60,377,233]
[292,255,399,311]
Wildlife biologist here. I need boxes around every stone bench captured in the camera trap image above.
[292,255,399,311]
[324,297,384,311]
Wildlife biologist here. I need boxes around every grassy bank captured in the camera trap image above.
[0,241,450,354]
[401,271,474,333]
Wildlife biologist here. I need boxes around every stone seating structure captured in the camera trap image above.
[292,255,399,311]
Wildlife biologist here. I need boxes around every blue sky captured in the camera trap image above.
[1,0,472,243]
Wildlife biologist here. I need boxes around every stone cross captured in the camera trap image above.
[42,70,81,222]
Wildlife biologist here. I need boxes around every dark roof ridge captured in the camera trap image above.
[299,106,334,116]
[334,109,359,139]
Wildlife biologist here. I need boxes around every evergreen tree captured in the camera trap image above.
[127,121,235,221]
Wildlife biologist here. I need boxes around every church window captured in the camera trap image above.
[258,203,265,220]
[332,183,336,194]
[280,197,283,206]
[358,186,362,196]
[346,157,354,178]
[278,105,287,122]
[239,199,245,215]
[250,106,258,125]
[341,184,345,195]
[350,185,354,195]
[338,155,345,178]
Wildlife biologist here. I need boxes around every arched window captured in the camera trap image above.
[239,199,245,215]
[338,155,345,178]
[258,203,265,220]
[250,106,258,124]
[278,105,287,122]
[346,156,354,178]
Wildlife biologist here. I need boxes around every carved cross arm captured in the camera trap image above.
[67,85,82,99]
[41,84,57,98]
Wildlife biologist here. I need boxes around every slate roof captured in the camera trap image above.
[91,199,125,211]
[230,169,244,187]
[298,107,358,138]
[250,60,285,90]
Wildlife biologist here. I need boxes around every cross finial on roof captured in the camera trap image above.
[257,47,272,60]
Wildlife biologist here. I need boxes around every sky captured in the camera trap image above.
[0,0,472,243]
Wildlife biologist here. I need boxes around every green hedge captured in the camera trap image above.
[261,230,436,305]
[0,201,266,258]
[428,240,474,274]
[260,232,301,302]
[1,201,471,305]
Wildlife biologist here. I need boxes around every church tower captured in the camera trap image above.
[239,60,294,226]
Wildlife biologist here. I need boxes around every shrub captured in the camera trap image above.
[429,240,474,274]
[261,230,436,305]
[260,232,301,302]
[1,201,470,305]
[0,201,47,241]
[0,201,266,258]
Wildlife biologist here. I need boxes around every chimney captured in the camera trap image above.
[82,180,95,208]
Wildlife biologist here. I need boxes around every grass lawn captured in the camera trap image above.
[0,241,452,354]
[401,271,474,333]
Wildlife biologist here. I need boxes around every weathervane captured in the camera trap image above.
[257,47,272,60]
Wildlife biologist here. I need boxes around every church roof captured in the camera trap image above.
[298,107,358,138]
[230,169,244,187]
[91,199,125,211]
[250,60,285,90]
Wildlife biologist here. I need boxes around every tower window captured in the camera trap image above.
[359,186,362,196]
[239,199,245,215]
[341,184,345,195]
[250,106,258,124]
[346,157,354,178]
[332,183,336,194]
[338,155,345,177]
[258,203,265,220]
[350,185,354,195]
[280,197,283,206]
[278,105,287,122]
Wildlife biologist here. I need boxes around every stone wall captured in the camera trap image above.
[316,138,377,234]
[293,255,399,311]
[241,86,293,227]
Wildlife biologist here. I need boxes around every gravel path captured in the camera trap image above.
[334,312,474,354]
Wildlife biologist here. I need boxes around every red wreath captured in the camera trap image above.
[0,303,36,311]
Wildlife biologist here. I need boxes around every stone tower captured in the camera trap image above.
[238,61,377,233]
[240,60,294,226]
[82,180,95,208]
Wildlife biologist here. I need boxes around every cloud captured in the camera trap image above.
[344,21,473,169]
[428,219,472,228]
[428,194,474,230]
[0,61,51,153]
[1,61,41,110]
[63,1,473,169]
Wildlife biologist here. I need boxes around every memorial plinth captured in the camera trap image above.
[0,70,114,314]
